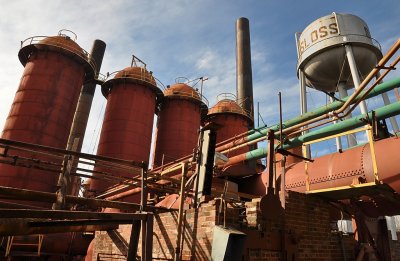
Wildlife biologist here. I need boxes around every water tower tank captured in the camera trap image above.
[297,13,382,92]
[152,83,208,167]
[90,66,163,194]
[0,31,94,195]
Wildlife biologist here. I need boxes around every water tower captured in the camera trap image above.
[296,13,398,151]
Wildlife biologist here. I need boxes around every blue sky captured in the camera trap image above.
[0,0,399,157]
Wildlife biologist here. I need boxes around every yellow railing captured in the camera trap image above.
[302,125,379,193]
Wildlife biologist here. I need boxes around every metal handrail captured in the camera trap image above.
[217,93,237,102]
[210,95,253,120]
[165,89,209,107]
[104,69,165,91]
[302,125,379,191]
[95,72,107,82]
[20,35,96,72]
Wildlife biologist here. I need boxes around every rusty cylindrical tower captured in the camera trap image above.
[152,83,208,168]
[205,94,253,176]
[90,64,163,194]
[0,30,95,194]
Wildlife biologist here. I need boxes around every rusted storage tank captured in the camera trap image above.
[152,83,208,167]
[205,94,253,176]
[90,66,163,194]
[0,31,94,194]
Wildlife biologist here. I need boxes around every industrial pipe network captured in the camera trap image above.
[222,99,400,167]
[218,75,400,157]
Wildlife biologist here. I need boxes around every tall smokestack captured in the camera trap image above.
[236,17,254,128]
[66,39,106,195]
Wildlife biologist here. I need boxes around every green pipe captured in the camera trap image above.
[245,76,400,143]
[232,100,400,164]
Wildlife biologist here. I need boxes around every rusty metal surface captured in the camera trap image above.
[207,98,252,120]
[243,136,400,216]
[284,136,400,192]
[91,67,162,194]
[0,37,88,199]
[206,100,251,155]
[152,84,203,168]
[206,99,253,176]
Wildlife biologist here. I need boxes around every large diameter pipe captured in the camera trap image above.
[66,39,106,196]
[67,39,106,151]
[217,76,400,153]
[223,100,400,166]
[236,17,254,126]
[284,135,400,201]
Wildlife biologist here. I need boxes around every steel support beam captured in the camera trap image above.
[0,186,142,211]
[0,209,147,220]
[127,220,141,261]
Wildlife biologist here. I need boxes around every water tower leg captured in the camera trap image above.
[345,45,369,114]
[376,73,400,133]
[381,92,399,133]
[338,84,358,147]
[299,70,311,158]
[345,44,370,142]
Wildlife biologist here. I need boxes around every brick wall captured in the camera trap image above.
[91,201,221,260]
[91,192,360,260]
[284,192,355,260]
[244,191,355,261]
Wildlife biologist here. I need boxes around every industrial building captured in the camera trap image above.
[0,13,400,260]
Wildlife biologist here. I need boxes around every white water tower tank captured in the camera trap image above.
[297,13,382,92]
